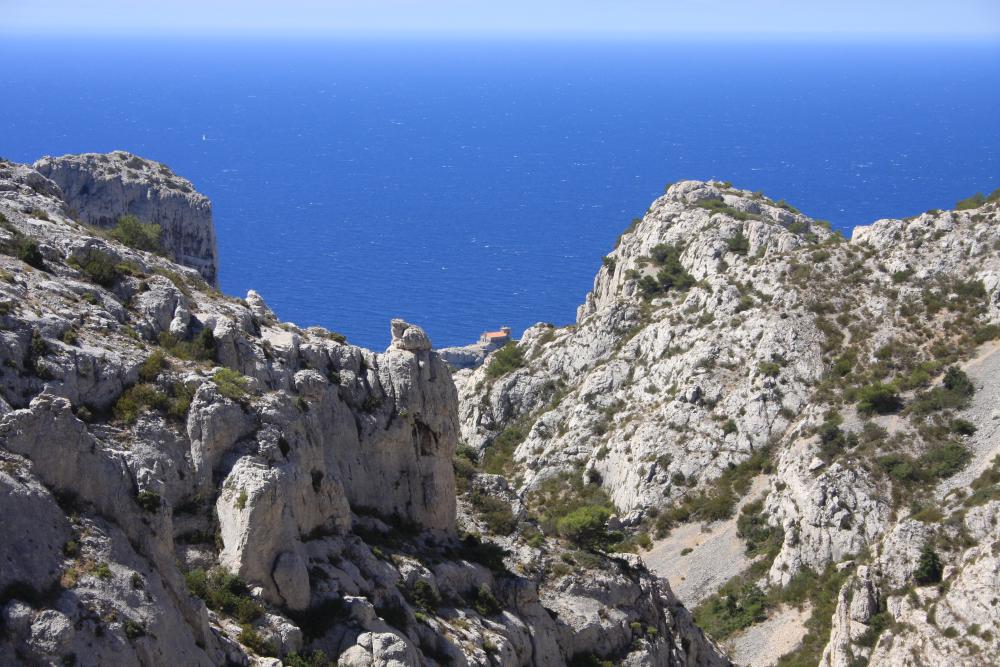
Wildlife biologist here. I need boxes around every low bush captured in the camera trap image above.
[11,237,45,269]
[67,250,124,287]
[470,490,517,535]
[914,545,942,585]
[877,442,969,487]
[485,342,525,379]
[238,624,276,657]
[654,447,772,535]
[158,328,216,362]
[758,361,782,378]
[114,383,169,424]
[213,368,250,402]
[481,421,527,476]
[773,565,850,667]
[694,582,767,639]
[555,505,614,550]
[696,199,756,222]
[138,349,168,382]
[736,500,783,557]
[185,568,262,623]
[136,490,161,513]
[109,214,163,253]
[955,188,999,210]
[856,383,901,415]
[525,468,616,541]
[641,243,695,296]
[284,650,334,667]
[471,583,502,617]
[406,580,440,612]
[726,230,750,255]
[964,455,1000,507]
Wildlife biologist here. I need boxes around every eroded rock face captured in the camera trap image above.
[35,151,219,284]
[457,178,1000,664]
[0,156,723,667]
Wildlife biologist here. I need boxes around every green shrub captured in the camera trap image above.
[555,505,613,549]
[68,250,121,287]
[645,243,695,295]
[878,442,969,488]
[568,653,614,667]
[455,532,509,574]
[921,443,970,479]
[956,193,986,210]
[951,418,976,436]
[122,618,145,640]
[914,545,942,585]
[93,562,113,580]
[470,490,517,535]
[654,447,773,535]
[471,583,502,617]
[525,468,617,540]
[158,328,216,361]
[758,361,782,377]
[213,368,249,402]
[696,199,755,221]
[964,456,1000,507]
[890,267,914,284]
[136,490,161,513]
[481,421,527,476]
[138,350,168,382]
[184,568,263,623]
[485,342,525,379]
[856,383,901,415]
[167,381,195,420]
[407,580,440,611]
[736,500,782,557]
[693,583,768,639]
[284,650,334,667]
[113,383,169,424]
[910,367,973,415]
[238,624,276,657]
[943,366,974,396]
[773,565,851,667]
[816,416,857,461]
[12,237,45,269]
[109,214,163,253]
[284,651,333,667]
[726,230,750,255]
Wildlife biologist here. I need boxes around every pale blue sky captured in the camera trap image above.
[2,0,999,38]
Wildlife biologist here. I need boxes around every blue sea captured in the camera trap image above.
[2,38,999,349]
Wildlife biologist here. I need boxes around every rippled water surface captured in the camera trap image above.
[2,38,998,348]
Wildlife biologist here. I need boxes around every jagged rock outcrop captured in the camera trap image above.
[0,155,725,667]
[458,180,1000,664]
[34,151,219,285]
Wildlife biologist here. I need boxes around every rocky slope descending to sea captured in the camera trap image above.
[0,154,727,667]
[34,151,219,285]
[457,181,1000,665]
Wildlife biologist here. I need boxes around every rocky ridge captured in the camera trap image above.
[35,151,219,285]
[0,155,725,667]
[457,180,1000,665]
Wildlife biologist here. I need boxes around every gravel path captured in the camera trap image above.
[938,342,1000,499]
[724,603,811,667]
[643,476,769,607]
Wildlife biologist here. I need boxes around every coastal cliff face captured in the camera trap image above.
[0,155,725,667]
[458,181,1000,665]
[34,151,219,285]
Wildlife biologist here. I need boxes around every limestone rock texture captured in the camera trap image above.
[34,151,219,285]
[458,180,1000,664]
[0,156,724,667]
